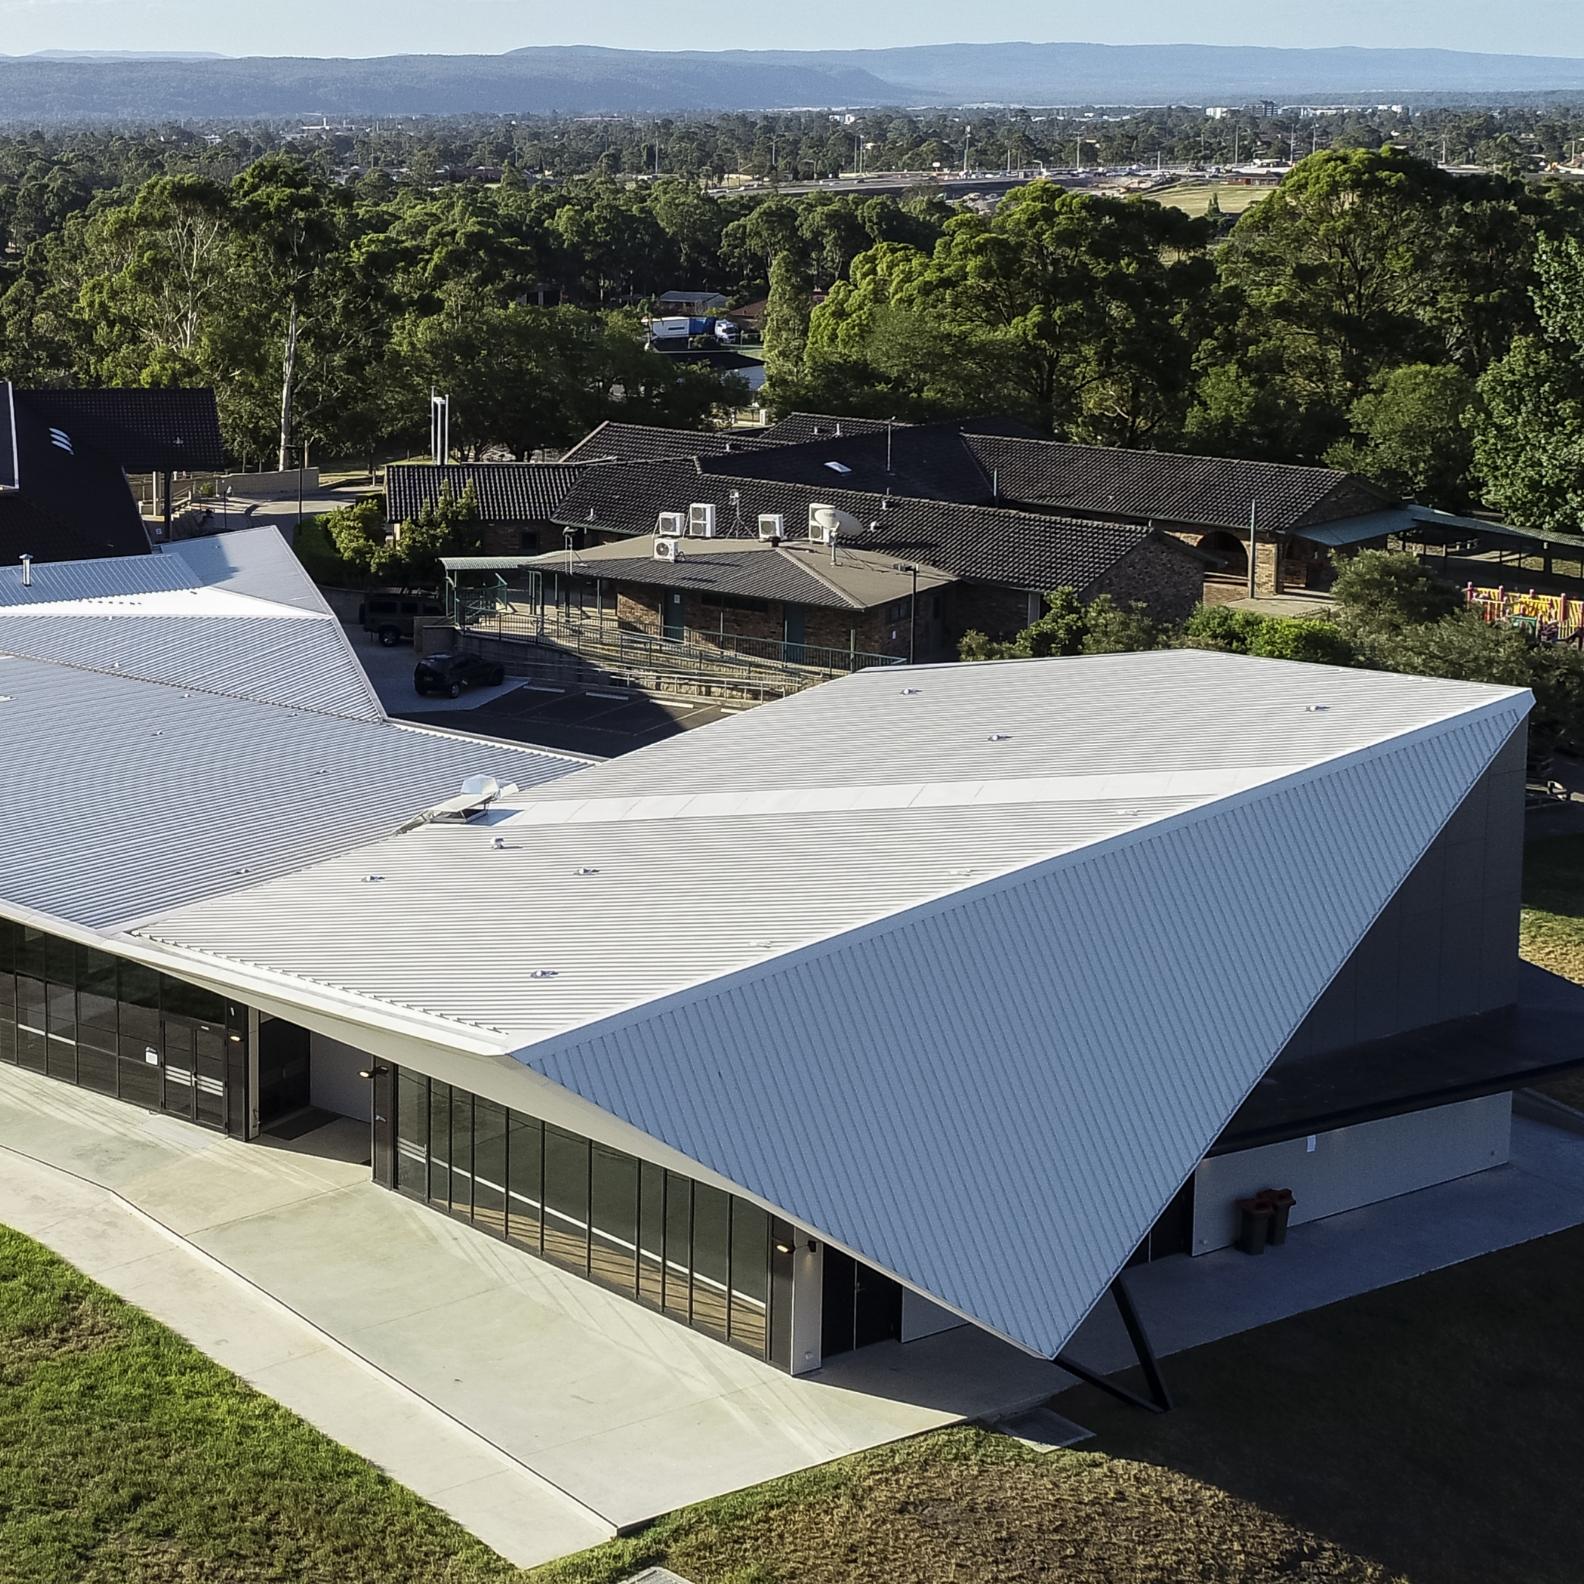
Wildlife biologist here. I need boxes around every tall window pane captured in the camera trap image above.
[396,1070,428,1196]
[728,1200,770,1357]
[118,962,160,1041]
[637,1163,665,1309]
[16,978,46,1073]
[542,1125,589,1273]
[690,1184,731,1342]
[449,1089,473,1216]
[663,1174,692,1323]
[505,1111,542,1253]
[77,949,119,1041]
[16,928,45,980]
[472,1098,508,1237]
[45,976,76,1083]
[428,1083,451,1207]
[589,1144,638,1296]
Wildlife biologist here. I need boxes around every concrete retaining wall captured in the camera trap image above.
[221,467,321,497]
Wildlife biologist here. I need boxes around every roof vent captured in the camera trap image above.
[527,968,559,980]
[491,836,508,850]
[653,537,681,563]
[899,686,921,696]
[18,554,30,588]
[1304,704,1330,713]
[362,874,385,884]
[48,427,73,455]
[987,732,1011,742]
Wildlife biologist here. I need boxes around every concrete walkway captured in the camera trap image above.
[3,1064,1583,1564]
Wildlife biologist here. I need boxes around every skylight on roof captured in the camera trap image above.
[824,461,852,474]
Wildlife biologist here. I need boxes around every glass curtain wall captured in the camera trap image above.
[0,919,244,1135]
[394,1066,774,1359]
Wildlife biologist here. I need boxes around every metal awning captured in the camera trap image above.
[1293,506,1584,554]
[438,556,542,572]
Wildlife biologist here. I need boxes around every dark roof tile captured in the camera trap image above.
[18,387,225,472]
[385,463,584,525]
[558,422,779,465]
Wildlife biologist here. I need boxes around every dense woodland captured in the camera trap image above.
[5,118,1584,534]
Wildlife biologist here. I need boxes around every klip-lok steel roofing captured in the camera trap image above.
[127,651,1532,1362]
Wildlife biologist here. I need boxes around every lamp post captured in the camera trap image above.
[893,562,919,663]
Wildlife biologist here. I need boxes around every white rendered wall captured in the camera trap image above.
[901,1289,966,1343]
[1191,1093,1513,1254]
[309,1031,373,1121]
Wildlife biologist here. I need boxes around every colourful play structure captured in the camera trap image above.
[1465,585,1584,643]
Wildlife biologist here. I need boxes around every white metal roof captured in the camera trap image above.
[0,526,589,929]
[129,652,1531,1358]
[0,656,584,931]
[0,529,386,720]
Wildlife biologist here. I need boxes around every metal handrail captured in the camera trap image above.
[462,601,901,681]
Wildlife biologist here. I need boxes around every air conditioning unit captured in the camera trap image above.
[808,503,841,544]
[653,538,681,563]
[757,513,785,542]
[656,511,685,537]
[687,502,717,538]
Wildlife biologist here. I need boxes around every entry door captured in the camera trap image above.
[158,1018,197,1123]
[662,591,684,642]
[782,604,806,658]
[256,1017,311,1125]
[820,1248,903,1358]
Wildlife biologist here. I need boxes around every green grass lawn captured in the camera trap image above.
[7,1123,1584,1581]
[1154,182,1272,220]
[0,1225,516,1584]
[1520,831,1584,1110]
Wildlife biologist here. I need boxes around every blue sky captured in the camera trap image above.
[3,0,1583,60]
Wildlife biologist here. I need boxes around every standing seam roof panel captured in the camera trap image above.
[515,703,1524,1357]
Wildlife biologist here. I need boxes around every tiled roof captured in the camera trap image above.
[558,422,780,466]
[759,412,899,444]
[700,424,992,503]
[552,459,1168,593]
[962,433,1385,535]
[18,386,225,472]
[527,535,954,611]
[384,463,584,526]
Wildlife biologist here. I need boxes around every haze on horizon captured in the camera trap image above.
[4,0,1584,63]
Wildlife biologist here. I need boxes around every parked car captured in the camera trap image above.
[360,593,444,647]
[414,653,506,698]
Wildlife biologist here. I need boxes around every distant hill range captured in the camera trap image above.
[6,41,1584,122]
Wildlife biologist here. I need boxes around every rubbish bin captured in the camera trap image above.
[1235,1197,1274,1256]
[1258,1188,1296,1246]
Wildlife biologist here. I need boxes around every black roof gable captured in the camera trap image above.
[18,387,225,473]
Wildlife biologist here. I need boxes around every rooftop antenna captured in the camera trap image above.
[886,416,895,476]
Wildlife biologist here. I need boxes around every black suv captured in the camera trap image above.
[414,653,506,698]
[361,593,445,646]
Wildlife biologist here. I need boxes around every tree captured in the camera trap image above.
[804,185,1214,443]
[1326,364,1478,509]
[385,483,482,587]
[1330,550,1462,637]
[1246,617,1356,666]
[1474,236,1584,533]
[1077,595,1162,654]
[761,251,812,393]
[230,157,342,470]
[319,495,390,580]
